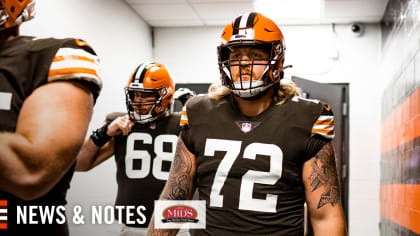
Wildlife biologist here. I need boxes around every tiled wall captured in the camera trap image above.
[380,0,420,235]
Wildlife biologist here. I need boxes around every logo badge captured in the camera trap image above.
[154,200,205,229]
[241,122,252,133]
[235,121,261,133]
[162,205,198,223]
[0,200,7,229]
[149,122,156,130]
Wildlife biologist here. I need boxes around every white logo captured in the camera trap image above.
[241,122,252,133]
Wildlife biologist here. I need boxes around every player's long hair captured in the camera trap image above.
[208,77,301,105]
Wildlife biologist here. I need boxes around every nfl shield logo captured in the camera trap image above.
[241,122,252,133]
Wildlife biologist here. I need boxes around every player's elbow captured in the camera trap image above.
[12,173,54,201]
[309,208,346,235]
[75,165,90,172]
[74,159,92,172]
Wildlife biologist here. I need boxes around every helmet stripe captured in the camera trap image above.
[135,62,154,83]
[246,12,257,28]
[232,15,242,35]
[237,12,253,37]
[239,12,250,29]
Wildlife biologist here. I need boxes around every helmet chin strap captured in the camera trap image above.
[133,112,153,124]
[232,82,274,100]
[132,107,170,124]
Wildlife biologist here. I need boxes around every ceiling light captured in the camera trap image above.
[253,0,322,20]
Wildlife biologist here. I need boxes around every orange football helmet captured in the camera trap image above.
[125,62,175,123]
[217,12,286,98]
[0,0,35,30]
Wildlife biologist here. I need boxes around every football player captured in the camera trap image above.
[0,0,102,235]
[76,62,191,236]
[148,12,347,236]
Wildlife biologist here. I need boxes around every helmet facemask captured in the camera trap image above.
[218,40,284,98]
[0,0,35,31]
[125,84,169,124]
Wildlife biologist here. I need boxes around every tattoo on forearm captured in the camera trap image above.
[165,138,193,200]
[308,142,340,209]
[148,139,194,236]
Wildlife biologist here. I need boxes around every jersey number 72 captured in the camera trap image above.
[205,138,283,213]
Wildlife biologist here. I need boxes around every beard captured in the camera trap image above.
[232,68,258,82]
[134,107,152,115]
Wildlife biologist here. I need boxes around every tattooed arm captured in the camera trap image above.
[147,137,197,236]
[302,142,347,235]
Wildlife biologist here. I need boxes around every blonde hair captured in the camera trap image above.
[208,77,301,105]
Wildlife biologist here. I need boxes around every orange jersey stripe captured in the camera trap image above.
[380,184,420,234]
[0,223,7,229]
[311,128,334,134]
[0,201,6,206]
[381,87,420,154]
[315,120,334,125]
[49,67,99,77]
[53,55,96,64]
[180,119,189,125]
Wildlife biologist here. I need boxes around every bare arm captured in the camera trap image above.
[74,138,114,171]
[0,81,94,200]
[302,142,347,236]
[147,136,197,236]
[75,115,133,171]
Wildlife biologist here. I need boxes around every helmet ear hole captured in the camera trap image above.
[272,70,279,80]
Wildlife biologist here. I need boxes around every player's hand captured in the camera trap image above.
[106,115,134,136]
